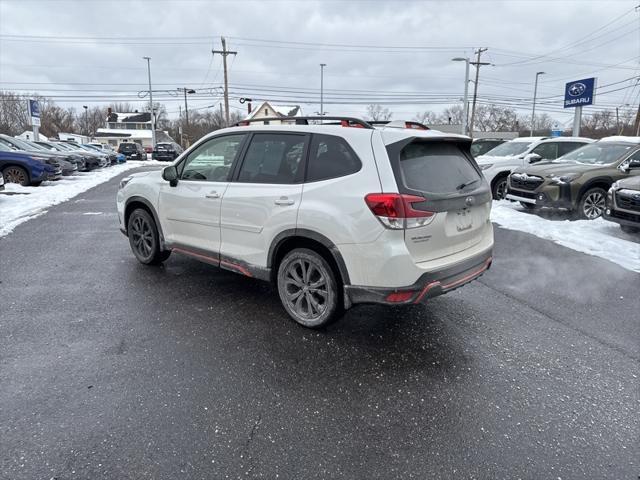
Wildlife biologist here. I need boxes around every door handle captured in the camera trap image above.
[274,197,295,206]
[205,191,220,199]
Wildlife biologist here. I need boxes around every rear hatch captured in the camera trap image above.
[385,136,491,263]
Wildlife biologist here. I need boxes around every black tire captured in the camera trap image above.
[31,181,43,187]
[578,187,607,220]
[520,202,538,210]
[621,225,640,234]
[127,208,171,265]
[491,175,508,200]
[277,248,343,328]
[2,166,30,186]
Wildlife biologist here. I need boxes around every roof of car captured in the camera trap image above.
[598,136,640,144]
[538,136,594,143]
[510,136,547,143]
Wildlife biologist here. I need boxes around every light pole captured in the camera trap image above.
[320,63,326,116]
[82,105,88,140]
[143,56,156,148]
[530,71,546,136]
[178,88,196,129]
[452,57,470,136]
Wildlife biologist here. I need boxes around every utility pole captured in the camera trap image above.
[635,103,640,136]
[320,63,326,116]
[212,37,237,126]
[451,57,470,135]
[143,56,156,148]
[468,48,490,138]
[530,71,546,136]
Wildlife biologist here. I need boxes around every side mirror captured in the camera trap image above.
[628,159,640,170]
[162,165,178,187]
[525,153,542,164]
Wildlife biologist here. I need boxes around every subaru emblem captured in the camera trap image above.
[465,196,475,206]
[568,82,586,97]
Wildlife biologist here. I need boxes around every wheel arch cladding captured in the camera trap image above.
[578,177,613,199]
[268,229,351,286]
[124,196,165,245]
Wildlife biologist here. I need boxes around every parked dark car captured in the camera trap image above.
[604,175,640,233]
[0,135,64,180]
[118,142,147,160]
[152,142,183,161]
[24,141,78,175]
[471,138,506,157]
[42,141,107,169]
[31,141,86,171]
[35,141,95,171]
[0,142,60,186]
[506,137,640,219]
[73,143,117,165]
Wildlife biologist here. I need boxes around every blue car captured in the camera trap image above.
[0,142,60,186]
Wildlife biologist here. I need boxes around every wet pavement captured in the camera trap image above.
[1,169,638,479]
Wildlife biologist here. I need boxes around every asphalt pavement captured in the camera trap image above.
[1,168,638,480]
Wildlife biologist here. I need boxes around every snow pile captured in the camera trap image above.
[491,201,640,273]
[0,161,163,238]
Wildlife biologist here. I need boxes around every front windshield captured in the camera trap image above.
[484,141,532,157]
[26,141,48,151]
[558,143,633,165]
[0,142,12,152]
[5,137,38,151]
[54,143,76,151]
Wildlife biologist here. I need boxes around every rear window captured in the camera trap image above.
[399,142,481,194]
[119,143,136,151]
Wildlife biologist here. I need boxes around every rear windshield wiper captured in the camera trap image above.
[456,178,480,190]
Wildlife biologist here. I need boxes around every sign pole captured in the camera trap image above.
[572,106,581,137]
[33,125,40,142]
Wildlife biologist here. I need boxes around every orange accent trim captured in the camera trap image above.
[173,247,219,264]
[414,257,492,304]
[220,260,253,277]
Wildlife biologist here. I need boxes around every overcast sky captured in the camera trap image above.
[0,0,638,127]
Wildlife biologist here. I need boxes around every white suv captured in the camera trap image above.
[477,136,593,199]
[116,117,494,328]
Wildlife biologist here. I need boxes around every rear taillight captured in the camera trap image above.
[364,193,435,229]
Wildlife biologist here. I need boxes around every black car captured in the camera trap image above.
[471,138,506,157]
[118,142,147,160]
[36,141,97,171]
[604,174,640,233]
[153,142,183,161]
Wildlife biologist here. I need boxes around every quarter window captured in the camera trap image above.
[531,142,558,160]
[237,134,305,184]
[307,134,361,182]
[181,134,245,182]
[558,142,585,157]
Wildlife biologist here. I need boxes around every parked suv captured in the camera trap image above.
[470,138,505,158]
[505,137,640,219]
[604,175,640,233]
[117,117,494,328]
[118,142,147,160]
[476,137,593,200]
[153,142,183,161]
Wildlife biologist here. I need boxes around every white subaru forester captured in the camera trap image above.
[116,117,494,328]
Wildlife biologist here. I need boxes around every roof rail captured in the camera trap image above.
[235,116,374,129]
[370,120,430,130]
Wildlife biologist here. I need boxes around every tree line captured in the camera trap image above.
[0,91,636,143]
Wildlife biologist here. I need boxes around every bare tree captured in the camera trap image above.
[366,104,392,122]
[414,111,439,125]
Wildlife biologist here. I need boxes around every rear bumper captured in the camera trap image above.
[344,247,492,307]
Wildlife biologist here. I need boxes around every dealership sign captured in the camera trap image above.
[28,99,41,126]
[564,78,596,108]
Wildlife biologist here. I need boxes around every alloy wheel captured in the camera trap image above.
[283,258,329,321]
[3,167,28,185]
[495,179,507,200]
[583,192,605,219]
[130,215,154,259]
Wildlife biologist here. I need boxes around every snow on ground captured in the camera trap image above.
[491,201,640,273]
[0,161,163,238]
